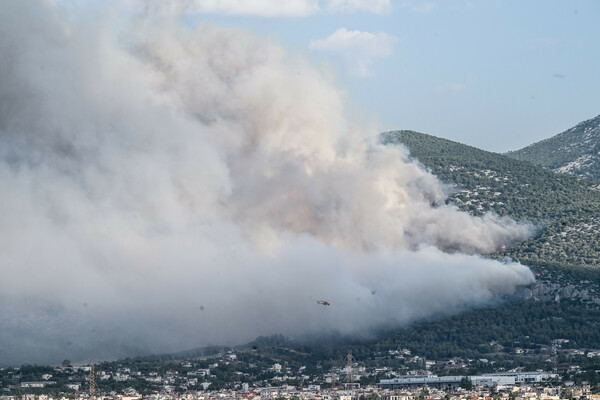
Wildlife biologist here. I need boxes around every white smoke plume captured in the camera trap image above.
[0,1,534,365]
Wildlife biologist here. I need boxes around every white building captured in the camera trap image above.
[380,371,557,389]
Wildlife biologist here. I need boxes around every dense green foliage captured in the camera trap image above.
[380,130,600,268]
[506,114,600,182]
[371,300,600,359]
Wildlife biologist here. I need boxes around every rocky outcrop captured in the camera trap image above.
[517,279,600,305]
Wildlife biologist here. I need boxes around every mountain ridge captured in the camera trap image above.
[505,113,600,182]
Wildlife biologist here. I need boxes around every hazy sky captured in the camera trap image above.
[174,0,600,152]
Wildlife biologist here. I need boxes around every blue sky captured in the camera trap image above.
[162,0,600,152]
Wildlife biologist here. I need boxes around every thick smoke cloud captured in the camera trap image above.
[0,1,534,365]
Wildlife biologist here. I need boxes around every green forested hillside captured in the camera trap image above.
[506,114,600,182]
[380,130,600,268]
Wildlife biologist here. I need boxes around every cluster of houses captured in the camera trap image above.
[2,381,600,400]
[2,347,600,400]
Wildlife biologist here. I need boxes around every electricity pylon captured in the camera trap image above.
[89,362,96,400]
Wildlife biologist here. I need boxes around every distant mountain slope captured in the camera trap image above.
[505,114,600,182]
[380,130,600,269]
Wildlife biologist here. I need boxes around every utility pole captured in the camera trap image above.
[552,342,558,374]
